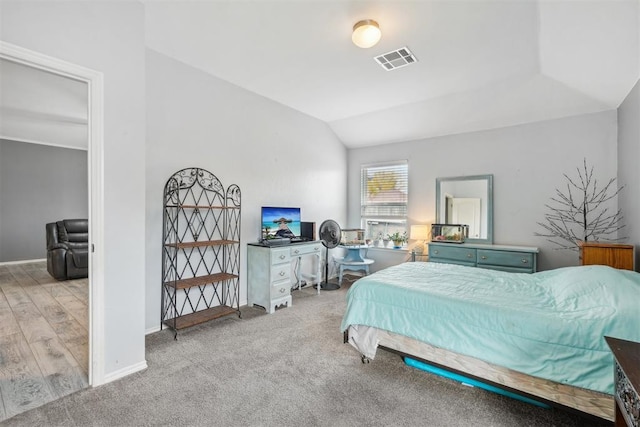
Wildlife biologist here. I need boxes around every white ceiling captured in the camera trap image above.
[2,1,638,150]
[144,0,640,148]
[0,59,88,149]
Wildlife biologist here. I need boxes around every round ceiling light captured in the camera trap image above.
[352,19,381,49]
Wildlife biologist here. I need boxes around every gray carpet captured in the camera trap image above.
[3,279,610,426]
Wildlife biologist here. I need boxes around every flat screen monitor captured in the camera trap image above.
[261,206,301,239]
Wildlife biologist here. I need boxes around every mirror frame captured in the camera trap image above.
[435,174,493,244]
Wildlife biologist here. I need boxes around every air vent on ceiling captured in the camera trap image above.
[374,47,418,71]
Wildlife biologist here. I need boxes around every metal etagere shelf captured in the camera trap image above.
[161,167,241,339]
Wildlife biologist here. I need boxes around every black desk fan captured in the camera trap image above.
[318,219,341,290]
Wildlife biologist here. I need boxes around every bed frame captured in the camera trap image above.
[344,326,614,422]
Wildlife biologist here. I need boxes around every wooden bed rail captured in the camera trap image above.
[344,327,614,422]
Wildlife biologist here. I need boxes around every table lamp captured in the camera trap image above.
[410,225,430,255]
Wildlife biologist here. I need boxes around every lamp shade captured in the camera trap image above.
[352,19,381,49]
[410,225,430,241]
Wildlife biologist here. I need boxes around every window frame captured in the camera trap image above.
[360,160,409,245]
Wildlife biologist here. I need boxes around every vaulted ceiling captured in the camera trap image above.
[144,0,640,148]
[2,1,638,150]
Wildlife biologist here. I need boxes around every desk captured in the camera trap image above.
[247,242,322,313]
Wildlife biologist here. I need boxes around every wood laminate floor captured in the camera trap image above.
[0,261,88,422]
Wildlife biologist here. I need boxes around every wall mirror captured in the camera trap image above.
[435,174,493,244]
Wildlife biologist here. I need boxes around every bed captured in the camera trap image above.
[340,261,640,421]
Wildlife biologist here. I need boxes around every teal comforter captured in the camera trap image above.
[340,262,640,394]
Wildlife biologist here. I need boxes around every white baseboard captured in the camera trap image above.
[0,258,46,266]
[103,360,148,384]
[145,325,161,335]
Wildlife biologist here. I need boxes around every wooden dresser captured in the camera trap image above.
[579,242,635,271]
[605,336,640,427]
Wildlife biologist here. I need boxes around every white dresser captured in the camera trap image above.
[247,241,322,313]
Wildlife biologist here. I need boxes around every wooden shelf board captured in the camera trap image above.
[165,240,239,248]
[165,273,239,290]
[165,305,237,330]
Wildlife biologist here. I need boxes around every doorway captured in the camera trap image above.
[449,197,481,239]
[0,41,105,418]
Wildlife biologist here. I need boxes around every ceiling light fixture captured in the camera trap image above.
[352,19,381,49]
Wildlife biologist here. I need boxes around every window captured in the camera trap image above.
[360,160,408,243]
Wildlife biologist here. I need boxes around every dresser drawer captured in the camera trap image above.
[270,265,290,282]
[430,245,476,263]
[428,242,538,273]
[290,243,322,256]
[271,281,291,298]
[477,250,534,270]
[271,247,291,265]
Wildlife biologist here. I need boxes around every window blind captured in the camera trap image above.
[360,160,408,218]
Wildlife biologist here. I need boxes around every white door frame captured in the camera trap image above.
[0,41,106,386]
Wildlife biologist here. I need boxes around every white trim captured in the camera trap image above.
[0,106,87,125]
[0,258,46,266]
[145,325,162,335]
[0,41,106,387]
[360,159,409,169]
[0,135,88,151]
[103,360,148,384]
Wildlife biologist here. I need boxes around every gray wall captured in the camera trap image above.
[2,0,148,380]
[2,0,635,386]
[0,139,88,262]
[348,110,619,272]
[618,78,640,270]
[145,50,348,332]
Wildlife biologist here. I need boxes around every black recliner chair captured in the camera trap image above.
[46,219,89,280]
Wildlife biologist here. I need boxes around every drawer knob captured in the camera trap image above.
[434,250,439,254]
[279,271,286,276]
[467,254,473,258]
[521,259,528,264]
[481,256,487,260]
[294,249,300,254]
[279,255,286,260]
[279,288,286,293]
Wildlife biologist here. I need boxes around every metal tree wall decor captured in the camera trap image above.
[535,159,626,251]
